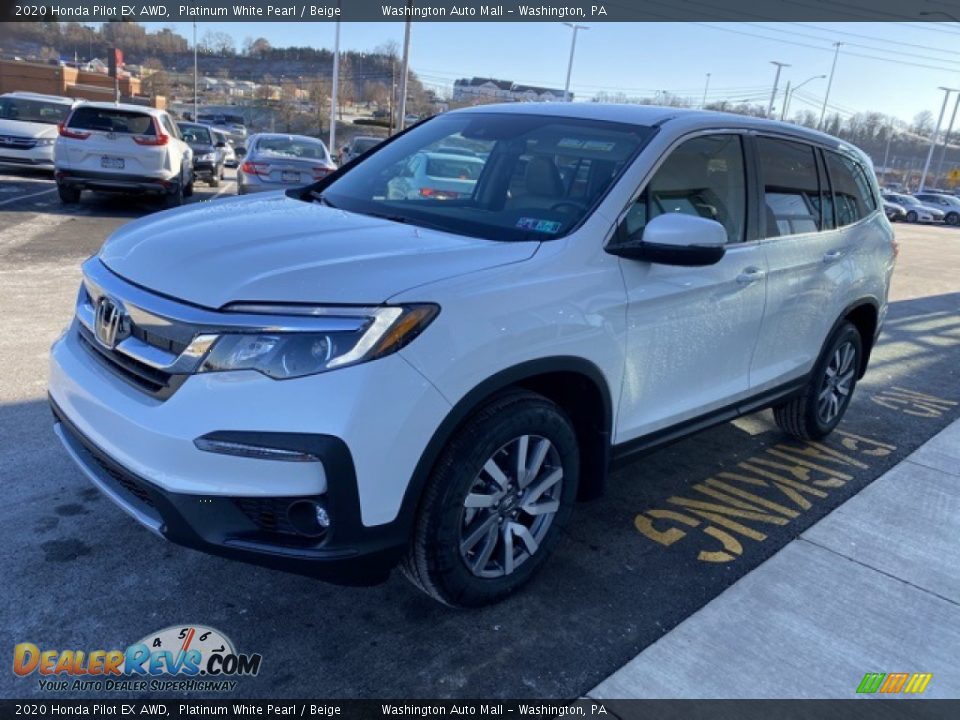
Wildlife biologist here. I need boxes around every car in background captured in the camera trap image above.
[213,129,237,168]
[386,151,485,200]
[178,121,224,187]
[914,192,960,225]
[197,112,247,145]
[237,133,336,195]
[0,91,76,170]
[54,102,194,207]
[882,193,945,224]
[883,200,906,222]
[339,135,382,165]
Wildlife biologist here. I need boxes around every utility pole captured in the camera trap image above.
[767,61,790,118]
[818,42,842,130]
[779,81,791,121]
[563,22,589,102]
[701,73,711,109]
[329,14,340,152]
[882,119,894,176]
[920,87,955,192]
[398,6,412,130]
[193,21,198,120]
[934,92,960,187]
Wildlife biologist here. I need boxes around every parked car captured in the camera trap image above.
[49,104,894,606]
[338,135,381,165]
[197,112,247,145]
[883,200,907,222]
[54,102,193,207]
[386,151,485,200]
[0,91,76,170]
[913,192,960,225]
[882,193,945,224]
[177,122,224,187]
[213,130,237,168]
[237,133,336,195]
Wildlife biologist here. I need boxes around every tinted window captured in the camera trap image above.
[0,96,71,125]
[757,137,822,237]
[624,134,747,244]
[320,113,653,242]
[179,124,213,144]
[67,107,154,135]
[825,152,877,226]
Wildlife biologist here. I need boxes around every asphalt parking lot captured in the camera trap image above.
[1,170,958,699]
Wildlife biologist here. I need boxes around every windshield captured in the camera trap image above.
[179,124,213,144]
[316,112,654,241]
[0,96,71,125]
[354,138,380,153]
[255,136,329,160]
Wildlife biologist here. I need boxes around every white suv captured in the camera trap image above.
[54,102,193,207]
[0,92,76,169]
[49,104,895,606]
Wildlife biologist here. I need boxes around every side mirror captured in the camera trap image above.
[235,146,247,158]
[608,213,727,266]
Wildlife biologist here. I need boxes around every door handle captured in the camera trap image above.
[736,267,766,284]
[823,249,846,263]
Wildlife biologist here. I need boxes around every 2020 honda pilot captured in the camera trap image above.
[49,104,895,606]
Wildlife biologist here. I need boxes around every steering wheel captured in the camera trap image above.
[550,200,586,213]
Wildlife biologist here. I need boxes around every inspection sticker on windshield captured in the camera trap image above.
[517,217,562,233]
[558,138,616,152]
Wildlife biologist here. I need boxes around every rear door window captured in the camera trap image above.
[757,137,823,237]
[825,151,877,226]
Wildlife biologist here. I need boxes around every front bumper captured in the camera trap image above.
[55,169,179,195]
[0,143,55,167]
[192,160,217,177]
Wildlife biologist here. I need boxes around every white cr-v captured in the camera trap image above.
[49,104,895,606]
[54,101,194,207]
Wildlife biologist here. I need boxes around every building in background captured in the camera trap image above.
[453,77,569,103]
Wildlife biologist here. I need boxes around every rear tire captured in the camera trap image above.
[57,185,80,205]
[773,322,863,441]
[906,210,918,223]
[401,390,579,607]
[946,212,959,226]
[163,179,184,209]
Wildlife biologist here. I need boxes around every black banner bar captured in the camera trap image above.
[1,700,959,720]
[3,0,960,23]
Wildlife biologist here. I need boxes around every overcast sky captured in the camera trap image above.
[144,21,960,125]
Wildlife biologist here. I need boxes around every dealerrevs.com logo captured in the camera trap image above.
[13,625,262,693]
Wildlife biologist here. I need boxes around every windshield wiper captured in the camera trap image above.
[362,211,450,233]
[308,190,337,208]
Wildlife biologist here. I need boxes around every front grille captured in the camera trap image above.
[234,497,300,536]
[89,452,156,509]
[0,135,37,150]
[77,324,185,400]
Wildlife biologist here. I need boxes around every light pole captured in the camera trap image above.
[767,61,790,118]
[780,74,825,121]
[935,92,960,186]
[919,87,957,192]
[563,22,589,102]
[818,42,843,130]
[329,16,340,152]
[193,21,198,120]
[701,73,711,109]
[398,8,412,130]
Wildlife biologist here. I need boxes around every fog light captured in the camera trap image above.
[287,500,330,537]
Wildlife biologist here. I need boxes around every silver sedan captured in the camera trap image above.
[237,133,337,195]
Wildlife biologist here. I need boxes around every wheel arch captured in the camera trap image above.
[840,298,880,378]
[397,357,614,539]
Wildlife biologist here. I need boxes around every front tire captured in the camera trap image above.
[402,390,579,607]
[773,322,863,440]
[209,167,221,188]
[906,210,918,223]
[946,212,959,226]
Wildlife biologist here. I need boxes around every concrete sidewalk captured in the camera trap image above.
[589,419,960,699]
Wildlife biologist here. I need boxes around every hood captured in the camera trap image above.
[0,117,58,139]
[99,193,538,308]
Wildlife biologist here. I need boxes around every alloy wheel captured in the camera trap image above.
[817,340,857,424]
[458,435,564,579]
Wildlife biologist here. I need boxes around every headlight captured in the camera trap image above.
[36,138,56,146]
[198,304,438,379]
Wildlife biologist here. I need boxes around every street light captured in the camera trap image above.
[780,74,826,121]
[919,87,959,192]
[767,61,790,118]
[563,23,589,102]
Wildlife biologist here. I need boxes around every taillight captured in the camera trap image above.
[242,161,268,176]
[58,123,89,140]
[133,118,168,145]
[420,188,459,199]
[312,166,332,180]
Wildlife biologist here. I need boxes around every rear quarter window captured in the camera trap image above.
[825,151,877,227]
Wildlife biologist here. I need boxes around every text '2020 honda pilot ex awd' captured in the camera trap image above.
[49,104,895,606]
